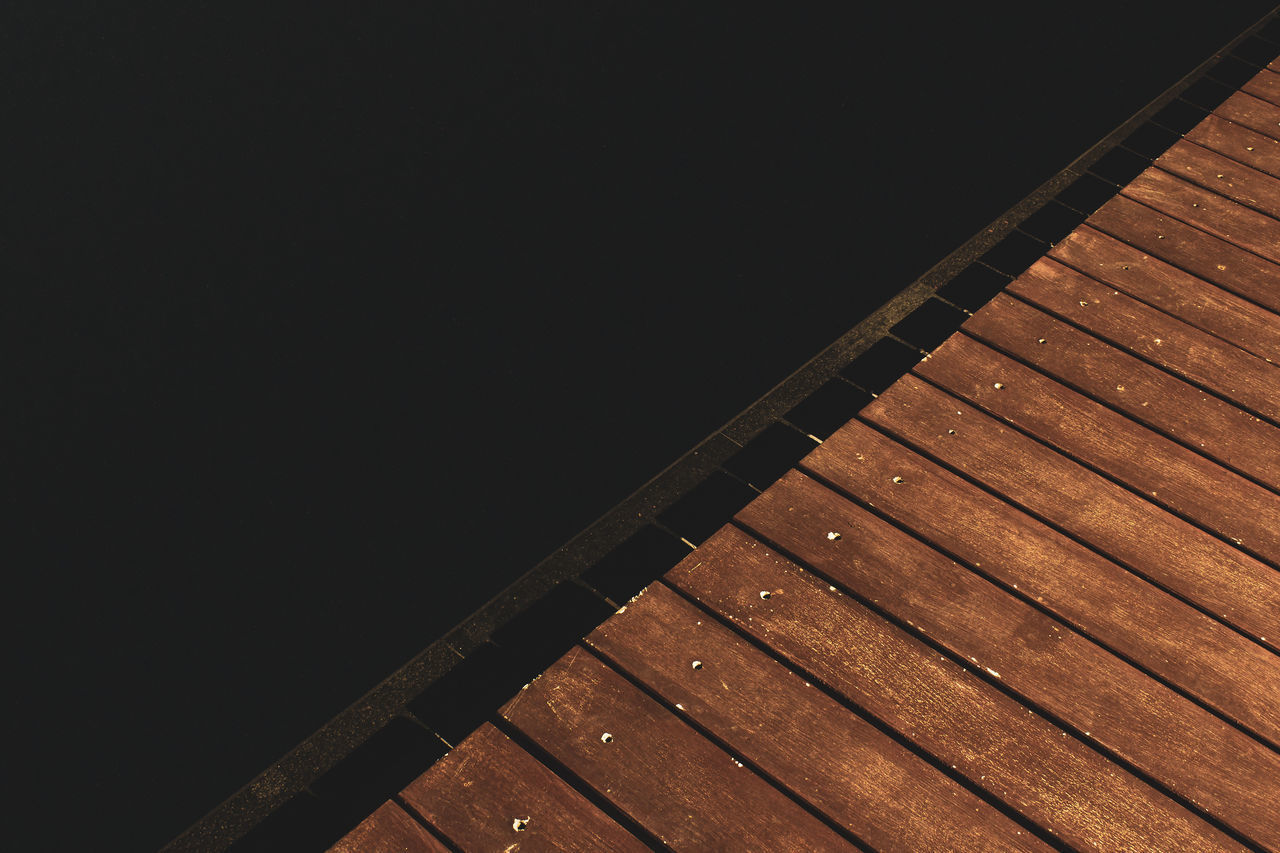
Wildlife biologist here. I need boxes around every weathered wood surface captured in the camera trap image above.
[1048,222,1280,361]
[914,333,1280,569]
[327,802,450,853]
[1187,112,1280,179]
[1242,67,1280,107]
[665,528,1245,853]
[1008,257,1280,424]
[1123,166,1280,264]
[962,293,1280,493]
[738,470,1280,850]
[799,418,1280,746]
[1086,191,1280,314]
[397,722,648,852]
[500,645,855,851]
[1155,137,1280,219]
[860,373,1280,650]
[1215,91,1280,141]
[587,582,1047,852]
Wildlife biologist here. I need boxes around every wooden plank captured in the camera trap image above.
[798,418,1280,747]
[738,470,1280,851]
[915,333,1280,570]
[1242,67,1280,108]
[863,373,1280,650]
[961,293,1280,494]
[1048,223,1280,362]
[398,722,650,853]
[1215,91,1280,142]
[1122,165,1280,264]
[1007,257,1280,423]
[499,646,854,851]
[1085,191,1280,314]
[586,582,1048,853]
[665,527,1246,853]
[1187,112,1280,179]
[328,801,450,853]
[1155,137,1280,219]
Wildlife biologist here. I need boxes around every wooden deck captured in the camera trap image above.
[334,60,1280,852]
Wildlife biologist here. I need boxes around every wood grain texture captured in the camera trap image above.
[1048,223,1280,361]
[1086,192,1280,314]
[1187,113,1280,179]
[499,646,854,851]
[1242,67,1280,108]
[863,373,1280,653]
[738,470,1280,850]
[961,293,1280,493]
[799,418,1280,748]
[915,333,1280,569]
[398,722,649,853]
[665,527,1245,853]
[1122,166,1280,264]
[1155,137,1280,219]
[328,802,450,853]
[587,582,1047,853]
[1008,257,1280,423]
[1215,91,1280,142]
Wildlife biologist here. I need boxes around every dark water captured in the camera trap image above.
[4,3,1275,849]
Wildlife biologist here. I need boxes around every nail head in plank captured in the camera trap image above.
[327,802,450,853]
[588,582,1048,853]
[398,722,650,853]
[500,645,855,851]
[801,419,1280,747]
[1009,258,1280,423]
[1048,223,1280,363]
[738,470,1280,850]
[665,528,1245,853]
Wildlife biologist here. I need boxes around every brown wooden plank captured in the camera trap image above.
[1008,257,1280,423]
[1086,191,1280,314]
[961,293,1280,494]
[1155,137,1280,219]
[1242,66,1280,108]
[328,801,450,853]
[1048,223,1280,361]
[665,526,1246,853]
[1122,165,1280,264]
[398,722,650,853]
[1215,91,1280,142]
[863,373,1280,650]
[586,583,1048,853]
[1187,112,1280,179]
[738,470,1280,850]
[915,333,1280,569]
[799,418,1280,747]
[499,646,854,851]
